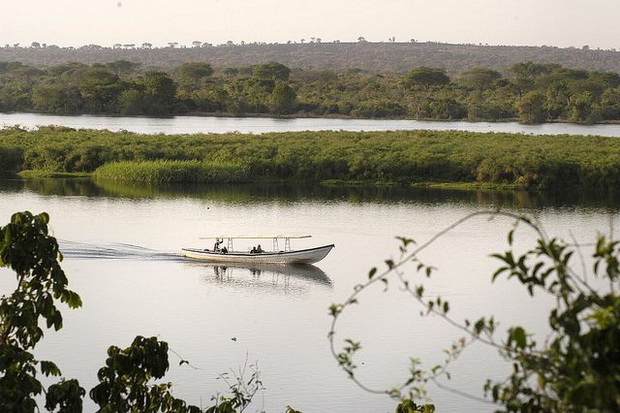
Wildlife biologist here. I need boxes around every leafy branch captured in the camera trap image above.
[329,210,620,412]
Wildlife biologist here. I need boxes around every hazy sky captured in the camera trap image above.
[2,0,619,49]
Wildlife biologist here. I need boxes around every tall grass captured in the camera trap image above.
[93,160,250,184]
[2,127,620,191]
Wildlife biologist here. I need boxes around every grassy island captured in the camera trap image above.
[1,127,619,192]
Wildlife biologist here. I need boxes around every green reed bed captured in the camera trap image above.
[93,160,250,184]
[2,127,620,191]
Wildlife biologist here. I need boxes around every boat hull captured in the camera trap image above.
[181,244,334,265]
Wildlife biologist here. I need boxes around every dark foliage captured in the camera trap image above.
[1,56,620,123]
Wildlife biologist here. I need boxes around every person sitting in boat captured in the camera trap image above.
[256,244,263,253]
[221,246,228,254]
[250,246,257,253]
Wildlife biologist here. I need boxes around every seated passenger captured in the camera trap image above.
[256,244,263,253]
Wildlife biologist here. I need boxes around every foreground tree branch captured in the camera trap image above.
[329,210,620,412]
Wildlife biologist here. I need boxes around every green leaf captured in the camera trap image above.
[474,318,485,335]
[381,278,389,290]
[508,326,527,349]
[40,360,62,377]
[328,304,342,317]
[396,236,416,247]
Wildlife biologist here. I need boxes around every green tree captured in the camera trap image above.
[176,62,214,82]
[464,88,516,121]
[510,62,559,79]
[403,67,451,119]
[0,65,37,111]
[404,67,450,90]
[589,71,620,89]
[105,60,141,78]
[174,63,217,111]
[425,97,467,119]
[45,62,88,85]
[252,62,291,81]
[32,83,83,113]
[0,211,84,411]
[79,67,122,112]
[570,91,599,123]
[89,335,201,412]
[508,62,560,97]
[545,81,571,119]
[140,70,177,116]
[516,91,547,124]
[118,88,147,115]
[269,82,297,114]
[458,68,502,90]
[599,87,620,120]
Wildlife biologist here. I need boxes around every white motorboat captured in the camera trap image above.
[182,235,334,265]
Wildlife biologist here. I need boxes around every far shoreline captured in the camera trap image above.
[3,109,620,126]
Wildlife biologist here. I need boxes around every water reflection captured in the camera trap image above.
[0,177,104,197]
[3,112,620,137]
[1,177,619,211]
[192,263,332,293]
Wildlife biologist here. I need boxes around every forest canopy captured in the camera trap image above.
[1,59,620,124]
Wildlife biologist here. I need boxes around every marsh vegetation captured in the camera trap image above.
[1,127,619,191]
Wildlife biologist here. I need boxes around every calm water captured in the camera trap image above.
[2,112,620,136]
[0,179,618,412]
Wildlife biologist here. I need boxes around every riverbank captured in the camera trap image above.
[4,112,620,137]
[11,171,531,194]
[7,109,620,127]
[2,128,620,192]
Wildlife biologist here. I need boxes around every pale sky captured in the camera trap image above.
[2,0,619,50]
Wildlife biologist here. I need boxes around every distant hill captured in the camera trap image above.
[1,42,620,74]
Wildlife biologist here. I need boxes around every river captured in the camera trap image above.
[2,112,620,136]
[0,179,617,412]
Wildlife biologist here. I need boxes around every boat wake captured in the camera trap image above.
[58,240,183,262]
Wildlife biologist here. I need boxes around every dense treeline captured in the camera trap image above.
[1,60,620,123]
[1,127,620,191]
[2,42,620,73]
